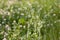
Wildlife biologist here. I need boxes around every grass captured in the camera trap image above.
[0,0,60,40]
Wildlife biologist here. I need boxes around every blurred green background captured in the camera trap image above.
[0,0,60,40]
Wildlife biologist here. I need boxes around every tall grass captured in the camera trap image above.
[0,0,60,40]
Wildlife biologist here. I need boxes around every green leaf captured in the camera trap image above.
[18,18,25,24]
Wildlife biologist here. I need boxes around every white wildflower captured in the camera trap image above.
[27,2,31,6]
[53,14,56,16]
[5,24,11,30]
[4,32,8,37]
[21,13,24,16]
[8,12,10,15]
[3,38,7,40]
[28,15,31,18]
[23,25,26,28]
[19,25,22,27]
[13,20,16,23]
[2,22,4,24]
[4,19,6,21]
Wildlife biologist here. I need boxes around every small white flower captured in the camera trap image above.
[4,32,8,37]
[21,13,24,16]
[13,34,16,37]
[3,38,7,40]
[18,8,22,10]
[27,2,31,6]
[2,22,4,24]
[4,19,6,21]
[19,25,22,27]
[53,14,56,16]
[5,24,11,30]
[23,25,26,28]
[13,20,16,23]
[28,15,31,18]
[8,12,10,15]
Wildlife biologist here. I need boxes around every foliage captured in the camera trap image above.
[0,0,60,40]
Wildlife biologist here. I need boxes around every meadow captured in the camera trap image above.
[0,0,60,40]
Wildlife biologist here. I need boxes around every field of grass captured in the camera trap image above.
[0,0,60,40]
